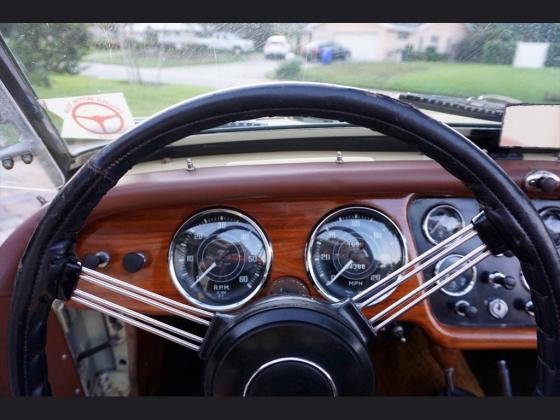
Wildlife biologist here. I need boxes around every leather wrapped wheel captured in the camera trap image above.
[8,83,560,395]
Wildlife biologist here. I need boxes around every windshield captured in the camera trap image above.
[1,22,559,154]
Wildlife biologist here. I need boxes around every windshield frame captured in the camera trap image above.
[0,34,72,179]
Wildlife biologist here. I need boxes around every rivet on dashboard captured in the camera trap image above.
[186,158,196,172]
[336,151,344,164]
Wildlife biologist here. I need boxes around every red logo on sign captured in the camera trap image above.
[71,101,125,135]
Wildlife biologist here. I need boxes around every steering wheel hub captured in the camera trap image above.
[200,297,376,396]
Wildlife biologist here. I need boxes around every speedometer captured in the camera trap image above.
[306,206,407,304]
[169,209,272,311]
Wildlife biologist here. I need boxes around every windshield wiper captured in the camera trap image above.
[398,92,521,122]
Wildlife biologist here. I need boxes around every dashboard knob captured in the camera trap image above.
[536,176,559,193]
[454,300,478,319]
[82,251,110,269]
[484,271,516,290]
[391,323,407,343]
[488,298,508,319]
[525,170,560,193]
[514,298,535,316]
[524,300,535,316]
[123,252,147,273]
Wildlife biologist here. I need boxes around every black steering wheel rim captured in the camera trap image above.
[8,82,560,396]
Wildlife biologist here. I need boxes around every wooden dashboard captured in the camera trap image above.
[73,159,560,350]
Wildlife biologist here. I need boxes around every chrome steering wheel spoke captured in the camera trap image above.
[351,211,492,334]
[72,266,215,352]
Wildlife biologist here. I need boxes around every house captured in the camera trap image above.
[302,23,471,61]
[124,23,205,48]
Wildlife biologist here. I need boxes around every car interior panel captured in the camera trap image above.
[1,22,560,397]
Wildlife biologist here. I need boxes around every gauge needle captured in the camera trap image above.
[430,215,447,233]
[190,262,217,288]
[327,259,353,286]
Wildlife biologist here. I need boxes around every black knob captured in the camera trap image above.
[515,298,534,316]
[82,251,110,269]
[455,300,478,319]
[535,176,559,193]
[391,324,407,343]
[123,252,147,273]
[485,271,516,290]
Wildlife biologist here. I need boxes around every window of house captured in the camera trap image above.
[397,32,409,40]
[430,35,439,43]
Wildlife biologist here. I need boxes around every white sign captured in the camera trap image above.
[513,42,550,69]
[41,93,135,140]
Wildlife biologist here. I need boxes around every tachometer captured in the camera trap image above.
[169,209,272,311]
[306,207,407,304]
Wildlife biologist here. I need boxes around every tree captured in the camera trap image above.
[0,23,91,86]
[454,23,560,63]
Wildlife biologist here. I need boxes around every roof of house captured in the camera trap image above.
[128,23,204,33]
[304,23,471,33]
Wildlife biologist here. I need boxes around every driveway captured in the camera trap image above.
[81,55,280,89]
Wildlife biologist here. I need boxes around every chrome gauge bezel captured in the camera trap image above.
[422,204,466,245]
[538,206,560,249]
[433,253,477,297]
[305,206,408,306]
[168,208,273,311]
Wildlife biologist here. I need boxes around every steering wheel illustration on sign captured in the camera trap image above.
[70,101,125,135]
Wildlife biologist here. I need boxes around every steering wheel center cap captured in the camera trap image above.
[199,296,375,396]
[243,357,337,396]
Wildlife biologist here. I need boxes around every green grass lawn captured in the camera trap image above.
[35,74,212,117]
[84,48,249,67]
[282,61,560,103]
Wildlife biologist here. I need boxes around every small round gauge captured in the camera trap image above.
[306,206,407,304]
[433,254,477,296]
[422,205,465,245]
[168,209,272,311]
[539,207,560,252]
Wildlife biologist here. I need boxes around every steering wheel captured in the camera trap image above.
[8,83,560,396]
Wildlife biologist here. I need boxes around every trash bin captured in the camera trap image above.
[320,47,333,65]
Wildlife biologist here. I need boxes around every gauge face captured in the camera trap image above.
[539,207,560,252]
[422,205,465,245]
[169,209,272,311]
[433,254,477,296]
[306,207,407,304]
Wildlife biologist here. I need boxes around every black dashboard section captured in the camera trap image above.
[408,198,560,328]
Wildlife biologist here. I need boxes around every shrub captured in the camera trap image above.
[274,58,303,79]
[402,45,448,62]
[481,40,516,64]
[0,23,91,86]
[546,43,560,67]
